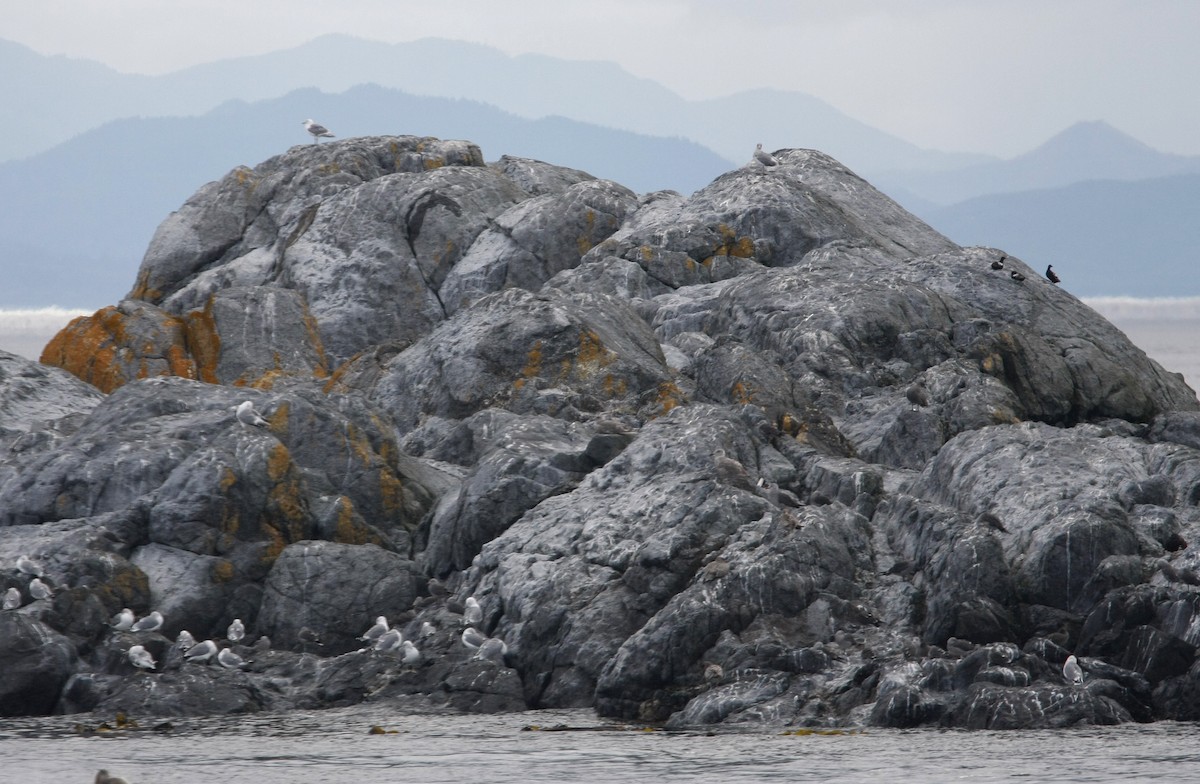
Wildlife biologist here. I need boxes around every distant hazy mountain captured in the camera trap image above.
[2,34,980,178]
[0,84,732,308]
[879,121,1200,205]
[918,173,1200,297]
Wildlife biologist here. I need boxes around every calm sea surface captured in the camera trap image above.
[1,705,1198,784]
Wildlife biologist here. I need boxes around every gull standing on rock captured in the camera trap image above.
[474,637,509,665]
[463,596,483,627]
[176,630,197,651]
[185,639,218,663]
[461,626,487,651]
[400,640,421,665]
[419,621,436,639]
[235,400,269,428]
[1063,654,1084,685]
[111,608,135,631]
[753,143,778,168]
[303,119,335,143]
[218,647,246,669]
[360,615,388,643]
[374,628,403,652]
[128,644,157,671]
[3,586,21,610]
[227,618,245,642]
[131,611,164,633]
[29,577,52,600]
[16,555,43,576]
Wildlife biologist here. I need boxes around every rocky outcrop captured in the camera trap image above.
[7,134,1200,729]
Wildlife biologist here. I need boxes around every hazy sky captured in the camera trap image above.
[6,0,1199,158]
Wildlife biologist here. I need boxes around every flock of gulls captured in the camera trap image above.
[7,553,509,677]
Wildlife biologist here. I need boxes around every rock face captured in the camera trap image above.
[6,135,1200,728]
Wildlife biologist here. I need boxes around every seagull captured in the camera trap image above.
[400,640,421,665]
[176,630,197,651]
[1063,654,1084,685]
[3,586,22,610]
[235,400,269,428]
[1010,270,1026,282]
[131,611,164,633]
[463,597,483,627]
[16,555,43,576]
[303,119,335,143]
[753,143,778,168]
[227,618,245,642]
[29,578,52,600]
[374,628,403,652]
[1046,265,1061,284]
[713,448,755,491]
[474,637,509,665]
[360,616,388,642]
[127,644,157,671]
[461,627,487,650]
[184,639,218,663]
[991,255,1006,270]
[419,621,436,639]
[905,381,930,411]
[218,647,246,669]
[111,608,135,631]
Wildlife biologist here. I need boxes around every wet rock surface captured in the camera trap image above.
[4,136,1200,729]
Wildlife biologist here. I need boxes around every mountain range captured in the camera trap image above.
[2,34,1197,306]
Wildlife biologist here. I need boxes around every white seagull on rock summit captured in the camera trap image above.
[303,119,335,143]
[753,143,778,168]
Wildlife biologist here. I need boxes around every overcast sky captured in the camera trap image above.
[6,0,1199,158]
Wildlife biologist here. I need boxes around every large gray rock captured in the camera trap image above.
[0,349,102,452]
[0,614,78,715]
[11,135,1200,728]
[258,541,424,655]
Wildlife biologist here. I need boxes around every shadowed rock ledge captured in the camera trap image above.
[3,134,1199,729]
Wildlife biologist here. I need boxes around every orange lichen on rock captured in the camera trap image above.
[515,341,544,390]
[715,224,756,258]
[41,306,198,393]
[656,381,685,415]
[183,298,221,385]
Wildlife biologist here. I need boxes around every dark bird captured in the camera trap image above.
[978,511,1007,532]
[905,380,930,410]
[303,118,335,143]
[991,255,1006,270]
[1010,270,1026,282]
[1046,265,1061,284]
[95,770,130,784]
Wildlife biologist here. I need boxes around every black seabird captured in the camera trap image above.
[978,511,1007,532]
[991,255,1006,270]
[905,381,930,410]
[1046,265,1061,284]
[1010,270,1026,282]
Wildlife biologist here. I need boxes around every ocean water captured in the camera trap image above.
[2,705,1198,784]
